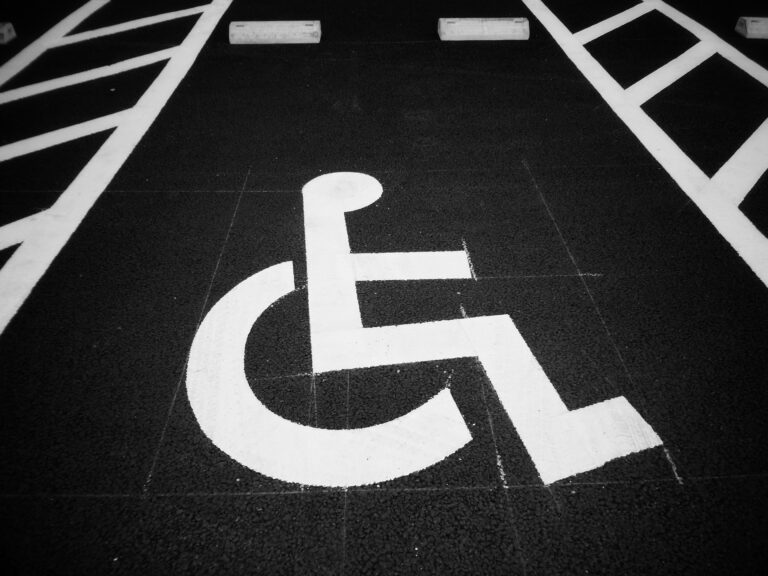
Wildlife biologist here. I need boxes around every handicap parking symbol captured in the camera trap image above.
[186,172,662,487]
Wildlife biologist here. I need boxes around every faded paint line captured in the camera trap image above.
[461,237,478,280]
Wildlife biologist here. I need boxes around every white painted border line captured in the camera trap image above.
[0,0,110,88]
[625,41,715,105]
[0,0,233,335]
[650,0,768,89]
[573,1,655,45]
[0,213,44,251]
[521,0,768,286]
[353,251,472,281]
[0,110,126,162]
[710,117,768,206]
[52,4,208,47]
[0,47,177,105]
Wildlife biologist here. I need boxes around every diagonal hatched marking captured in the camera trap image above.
[50,4,209,47]
[0,0,109,88]
[624,41,716,104]
[572,1,656,45]
[0,0,233,336]
[0,214,43,251]
[710,118,768,206]
[523,0,768,287]
[0,110,127,162]
[0,47,177,104]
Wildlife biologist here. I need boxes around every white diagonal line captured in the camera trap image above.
[0,0,110,88]
[651,0,768,89]
[573,1,656,45]
[522,0,768,287]
[0,110,128,162]
[625,41,715,105]
[51,4,208,47]
[0,213,46,251]
[0,47,177,105]
[0,0,233,335]
[718,45,768,90]
[709,117,768,206]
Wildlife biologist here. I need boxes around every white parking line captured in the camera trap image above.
[523,0,768,287]
[0,47,177,105]
[0,214,43,251]
[50,4,208,47]
[0,0,232,335]
[625,41,715,104]
[710,118,768,206]
[573,1,656,45]
[0,110,127,162]
[652,0,768,89]
[0,0,109,88]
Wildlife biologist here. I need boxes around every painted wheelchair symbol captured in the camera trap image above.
[187,172,662,487]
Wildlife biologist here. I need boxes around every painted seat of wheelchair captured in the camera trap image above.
[187,172,662,487]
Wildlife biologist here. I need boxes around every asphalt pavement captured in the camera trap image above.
[1,1,767,574]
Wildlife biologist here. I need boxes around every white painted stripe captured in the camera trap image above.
[186,261,472,487]
[0,47,177,105]
[0,0,110,88]
[522,0,768,286]
[710,117,768,206]
[0,110,126,162]
[0,0,232,335]
[352,251,472,281]
[0,213,45,251]
[651,0,768,89]
[718,47,768,90]
[52,4,208,47]
[625,41,715,105]
[573,1,656,45]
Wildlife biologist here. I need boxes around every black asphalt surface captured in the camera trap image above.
[1,1,767,574]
